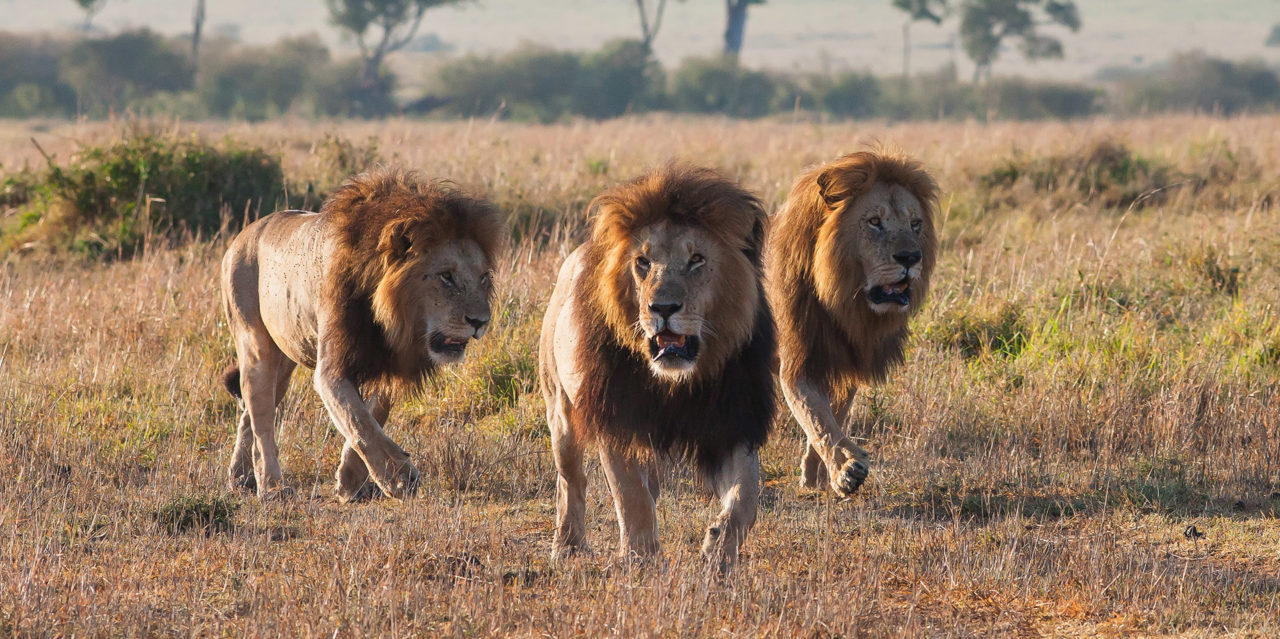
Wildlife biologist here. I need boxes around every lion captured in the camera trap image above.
[539,165,775,567]
[766,150,938,497]
[220,168,502,501]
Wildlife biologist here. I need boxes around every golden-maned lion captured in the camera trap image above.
[220,168,502,501]
[766,151,938,497]
[539,165,775,567]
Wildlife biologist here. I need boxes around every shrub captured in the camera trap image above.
[0,33,77,117]
[4,134,285,256]
[573,39,663,118]
[1114,51,1280,115]
[814,71,881,118]
[668,56,779,118]
[983,78,1100,119]
[979,140,1175,209]
[198,37,332,120]
[927,302,1030,359]
[313,59,398,118]
[437,45,581,121]
[59,29,194,115]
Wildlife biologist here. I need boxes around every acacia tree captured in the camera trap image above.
[958,0,1080,83]
[73,0,108,31]
[723,0,763,58]
[328,0,468,86]
[632,0,670,51]
[892,0,948,78]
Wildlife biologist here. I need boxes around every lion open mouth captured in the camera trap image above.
[429,332,469,356]
[867,277,911,306]
[648,330,700,362]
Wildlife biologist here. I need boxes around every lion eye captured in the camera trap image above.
[868,217,883,229]
[911,219,922,232]
[480,272,491,286]
[689,254,705,270]
[634,256,651,275]
[439,271,456,287]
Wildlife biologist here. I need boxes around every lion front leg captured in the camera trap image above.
[314,369,419,500]
[782,375,869,497]
[701,445,760,571]
[334,394,391,503]
[598,443,660,559]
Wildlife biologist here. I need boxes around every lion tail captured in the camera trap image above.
[221,365,242,400]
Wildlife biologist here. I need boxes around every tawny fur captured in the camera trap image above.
[539,164,775,567]
[220,167,502,500]
[766,150,938,496]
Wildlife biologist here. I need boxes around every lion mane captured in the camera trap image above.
[767,151,939,403]
[223,169,503,399]
[322,169,502,394]
[571,165,776,471]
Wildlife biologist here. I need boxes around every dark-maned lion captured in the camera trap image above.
[220,168,502,501]
[767,151,938,497]
[539,165,775,567]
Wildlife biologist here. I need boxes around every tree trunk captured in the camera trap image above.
[191,0,206,72]
[902,19,911,82]
[724,0,749,58]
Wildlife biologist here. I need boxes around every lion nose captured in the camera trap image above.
[466,315,489,331]
[649,302,682,319]
[893,250,922,267]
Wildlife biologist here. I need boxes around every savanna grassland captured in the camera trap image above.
[2,115,1279,637]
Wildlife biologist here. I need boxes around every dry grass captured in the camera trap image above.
[2,114,1280,637]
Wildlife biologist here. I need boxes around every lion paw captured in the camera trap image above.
[335,479,384,504]
[832,458,869,496]
[372,459,420,499]
[228,471,257,494]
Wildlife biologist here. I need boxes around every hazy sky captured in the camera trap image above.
[5,0,1279,79]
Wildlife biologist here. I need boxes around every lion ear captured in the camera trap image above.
[816,168,846,209]
[378,220,413,260]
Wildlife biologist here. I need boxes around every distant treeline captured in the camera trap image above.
[2,30,1279,122]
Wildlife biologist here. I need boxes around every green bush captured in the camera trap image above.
[313,59,398,118]
[59,29,194,115]
[0,33,77,117]
[438,45,581,121]
[1114,51,1280,115]
[979,140,1175,209]
[199,37,332,120]
[668,56,779,118]
[573,39,664,118]
[814,71,881,118]
[4,134,285,256]
[983,78,1100,119]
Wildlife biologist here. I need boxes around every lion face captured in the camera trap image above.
[374,234,494,367]
[626,222,732,381]
[839,181,930,314]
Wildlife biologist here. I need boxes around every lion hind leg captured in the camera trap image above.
[550,394,590,559]
[227,411,256,492]
[701,445,760,571]
[239,354,289,498]
[598,443,660,559]
[799,441,827,489]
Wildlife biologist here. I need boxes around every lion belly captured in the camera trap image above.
[226,210,327,368]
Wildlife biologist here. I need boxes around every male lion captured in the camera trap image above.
[539,165,775,567]
[767,151,938,497]
[220,168,502,501]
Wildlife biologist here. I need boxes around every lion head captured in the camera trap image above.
[584,165,767,383]
[812,151,939,316]
[768,150,938,388]
[322,169,503,390]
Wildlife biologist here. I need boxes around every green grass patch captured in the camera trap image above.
[153,494,238,535]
